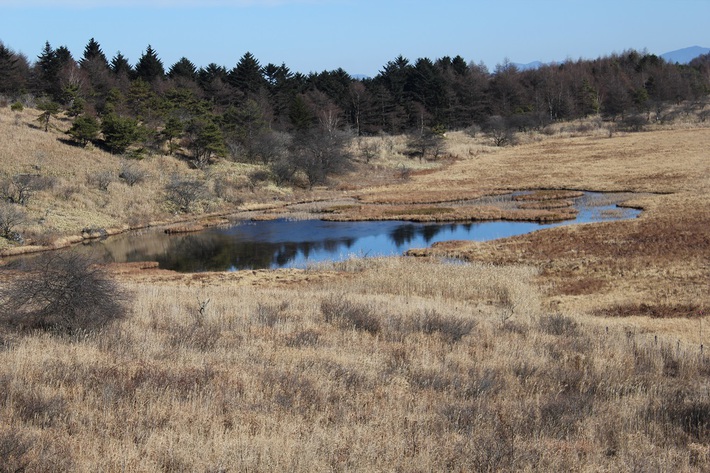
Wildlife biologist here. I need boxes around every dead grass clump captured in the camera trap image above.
[320,295,380,334]
[0,427,33,473]
[539,313,579,336]
[11,387,67,429]
[252,301,290,327]
[284,328,322,348]
[412,308,476,343]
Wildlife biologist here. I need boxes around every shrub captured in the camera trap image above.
[413,308,476,343]
[0,252,127,334]
[0,173,54,206]
[0,202,25,241]
[0,427,32,472]
[539,314,578,336]
[164,175,206,213]
[320,295,380,334]
[87,170,114,191]
[118,162,148,187]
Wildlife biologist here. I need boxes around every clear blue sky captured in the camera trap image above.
[0,0,708,77]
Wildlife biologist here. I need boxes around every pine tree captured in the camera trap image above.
[229,52,266,97]
[110,51,133,77]
[135,45,164,83]
[67,115,100,146]
[168,57,197,81]
[0,43,29,94]
[79,37,108,69]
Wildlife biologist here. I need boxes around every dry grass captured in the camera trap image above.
[3,103,710,470]
[0,107,293,251]
[2,257,710,471]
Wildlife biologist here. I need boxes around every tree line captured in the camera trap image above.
[1,38,709,180]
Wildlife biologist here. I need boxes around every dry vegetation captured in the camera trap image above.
[1,258,709,471]
[2,103,710,470]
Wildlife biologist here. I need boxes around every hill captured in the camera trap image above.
[661,45,710,64]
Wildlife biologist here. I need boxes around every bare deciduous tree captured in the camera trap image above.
[0,252,127,333]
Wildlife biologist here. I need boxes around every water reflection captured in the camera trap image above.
[64,193,641,272]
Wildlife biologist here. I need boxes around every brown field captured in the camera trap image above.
[2,106,710,471]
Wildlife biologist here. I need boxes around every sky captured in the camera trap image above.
[0,0,708,77]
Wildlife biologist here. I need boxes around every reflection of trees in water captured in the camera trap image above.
[152,233,360,271]
[389,223,449,246]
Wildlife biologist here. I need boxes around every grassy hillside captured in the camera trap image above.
[1,104,710,470]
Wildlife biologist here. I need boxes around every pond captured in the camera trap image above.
[64,192,641,272]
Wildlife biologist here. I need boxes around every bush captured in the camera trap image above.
[164,175,206,213]
[87,170,114,191]
[413,309,476,343]
[1,173,54,206]
[539,314,578,336]
[0,202,25,241]
[320,295,380,334]
[118,162,148,187]
[0,252,127,334]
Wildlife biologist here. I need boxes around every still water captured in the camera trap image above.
[69,192,641,272]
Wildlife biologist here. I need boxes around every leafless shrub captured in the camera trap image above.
[397,163,411,181]
[647,388,710,443]
[253,301,289,327]
[0,427,33,473]
[539,313,579,336]
[0,252,127,334]
[0,202,25,241]
[359,140,379,163]
[164,175,206,213]
[320,295,380,334]
[87,170,114,191]
[0,173,53,205]
[247,169,271,191]
[118,162,148,186]
[263,368,323,413]
[413,309,476,343]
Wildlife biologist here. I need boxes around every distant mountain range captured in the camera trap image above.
[660,46,710,64]
[351,46,709,79]
[511,46,710,71]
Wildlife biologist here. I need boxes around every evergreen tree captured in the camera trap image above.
[228,52,266,98]
[35,41,60,97]
[134,45,164,83]
[162,116,184,155]
[79,38,108,69]
[289,94,314,132]
[67,115,100,146]
[0,42,29,95]
[101,113,141,154]
[168,57,198,81]
[185,116,226,168]
[36,98,60,132]
[110,51,133,77]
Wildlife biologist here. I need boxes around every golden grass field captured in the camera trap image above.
[1,106,710,471]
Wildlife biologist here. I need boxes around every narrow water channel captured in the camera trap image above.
[60,192,641,272]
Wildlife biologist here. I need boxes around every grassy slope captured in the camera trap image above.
[2,106,710,470]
